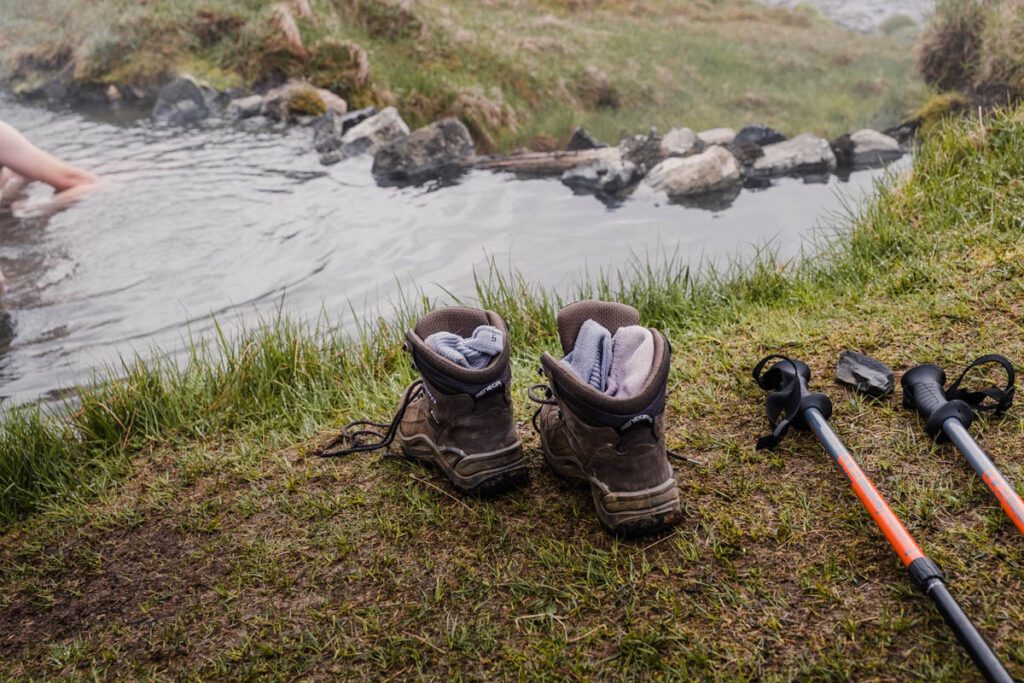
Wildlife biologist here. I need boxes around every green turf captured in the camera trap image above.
[2,105,1024,678]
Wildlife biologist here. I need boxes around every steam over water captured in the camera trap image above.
[0,96,903,404]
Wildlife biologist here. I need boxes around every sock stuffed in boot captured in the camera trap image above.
[425,325,503,369]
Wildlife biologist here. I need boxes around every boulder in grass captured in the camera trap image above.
[153,76,211,126]
[643,145,742,197]
[751,133,837,178]
[659,127,703,158]
[561,158,639,195]
[372,117,475,182]
[339,106,411,158]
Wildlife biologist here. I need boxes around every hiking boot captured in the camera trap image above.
[318,306,527,496]
[531,300,682,535]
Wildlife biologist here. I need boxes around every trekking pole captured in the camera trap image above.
[753,355,1012,683]
[902,355,1024,535]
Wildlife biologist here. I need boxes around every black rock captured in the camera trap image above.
[733,124,787,147]
[566,127,606,151]
[836,350,894,398]
[830,133,855,168]
[153,76,211,126]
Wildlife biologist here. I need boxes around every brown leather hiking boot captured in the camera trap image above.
[531,300,682,535]
[317,306,527,496]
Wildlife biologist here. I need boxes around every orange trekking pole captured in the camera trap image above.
[902,355,1024,535]
[754,355,1012,683]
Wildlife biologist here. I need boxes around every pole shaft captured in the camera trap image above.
[805,407,924,565]
[925,578,1014,683]
[943,418,1024,535]
[803,408,1012,683]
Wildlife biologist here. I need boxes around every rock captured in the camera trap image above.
[643,145,742,197]
[734,124,787,147]
[830,134,855,168]
[751,133,837,178]
[730,140,764,166]
[312,105,380,154]
[372,117,475,181]
[698,127,736,146]
[105,84,122,103]
[882,121,919,147]
[339,106,411,158]
[227,94,264,119]
[319,149,344,166]
[261,81,329,122]
[317,88,348,116]
[620,130,664,172]
[153,76,211,126]
[848,129,903,167]
[835,350,894,398]
[313,113,342,155]
[566,126,606,151]
[561,158,639,195]
[0,310,14,348]
[659,127,703,158]
[340,106,378,134]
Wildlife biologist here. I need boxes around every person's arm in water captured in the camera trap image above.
[0,120,98,197]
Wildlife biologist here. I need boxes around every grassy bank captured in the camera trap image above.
[918,0,1024,105]
[0,0,925,149]
[3,103,1024,677]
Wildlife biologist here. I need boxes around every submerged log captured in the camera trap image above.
[469,147,621,176]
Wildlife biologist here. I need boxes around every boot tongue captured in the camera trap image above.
[556,300,640,354]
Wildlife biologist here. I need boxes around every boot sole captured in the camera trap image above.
[540,439,681,536]
[397,432,528,497]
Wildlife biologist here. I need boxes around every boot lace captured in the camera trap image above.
[527,382,557,433]
[313,379,424,457]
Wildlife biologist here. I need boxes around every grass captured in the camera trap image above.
[3,104,1024,678]
[0,0,927,150]
[917,0,1024,104]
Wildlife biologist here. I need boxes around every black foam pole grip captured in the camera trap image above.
[901,364,975,440]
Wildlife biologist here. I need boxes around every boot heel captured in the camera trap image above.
[452,443,529,496]
[592,478,682,536]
